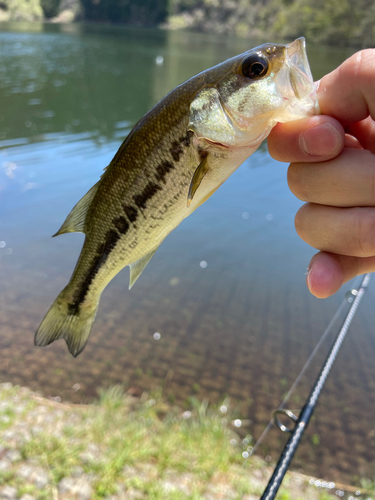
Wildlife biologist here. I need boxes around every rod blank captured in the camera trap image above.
[260,273,371,500]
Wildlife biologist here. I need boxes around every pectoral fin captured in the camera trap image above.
[53,182,99,237]
[129,248,158,289]
[187,153,209,207]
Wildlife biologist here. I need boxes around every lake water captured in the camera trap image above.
[0,22,374,484]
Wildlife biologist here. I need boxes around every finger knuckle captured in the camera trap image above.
[351,256,362,278]
[288,163,308,200]
[341,50,375,91]
[351,208,375,257]
[294,204,309,239]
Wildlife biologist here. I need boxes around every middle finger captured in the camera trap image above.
[288,148,375,207]
[295,203,375,257]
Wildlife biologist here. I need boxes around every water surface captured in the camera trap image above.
[0,23,374,484]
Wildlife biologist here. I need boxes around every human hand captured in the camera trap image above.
[268,50,375,298]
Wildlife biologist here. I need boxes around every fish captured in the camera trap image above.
[35,37,318,357]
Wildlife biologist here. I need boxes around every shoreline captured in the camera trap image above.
[0,17,371,50]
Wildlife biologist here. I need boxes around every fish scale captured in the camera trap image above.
[35,38,318,357]
[65,119,196,313]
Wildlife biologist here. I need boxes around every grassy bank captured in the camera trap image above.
[0,382,371,499]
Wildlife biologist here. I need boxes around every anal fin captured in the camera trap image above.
[129,248,158,289]
[53,182,99,237]
[187,153,209,207]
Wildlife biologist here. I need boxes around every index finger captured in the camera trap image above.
[268,49,375,163]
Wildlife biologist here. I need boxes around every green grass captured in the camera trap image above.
[1,383,372,500]
[80,390,248,496]
[2,386,252,498]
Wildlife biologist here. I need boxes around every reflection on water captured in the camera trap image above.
[1,23,374,483]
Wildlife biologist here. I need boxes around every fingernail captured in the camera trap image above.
[300,123,342,156]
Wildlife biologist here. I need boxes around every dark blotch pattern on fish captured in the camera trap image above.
[123,205,138,223]
[155,160,175,184]
[68,229,120,314]
[69,128,199,314]
[133,182,162,209]
[113,216,130,235]
[68,130,200,315]
[180,130,193,147]
[170,140,183,162]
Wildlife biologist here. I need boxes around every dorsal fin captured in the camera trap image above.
[129,248,158,289]
[53,182,99,237]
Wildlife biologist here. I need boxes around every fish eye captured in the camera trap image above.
[241,54,269,79]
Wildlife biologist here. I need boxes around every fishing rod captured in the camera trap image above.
[259,273,372,500]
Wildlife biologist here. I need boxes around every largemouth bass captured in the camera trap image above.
[35,37,318,357]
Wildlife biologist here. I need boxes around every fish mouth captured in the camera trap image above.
[278,37,320,117]
[286,38,314,100]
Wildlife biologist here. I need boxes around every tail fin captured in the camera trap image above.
[34,291,98,357]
